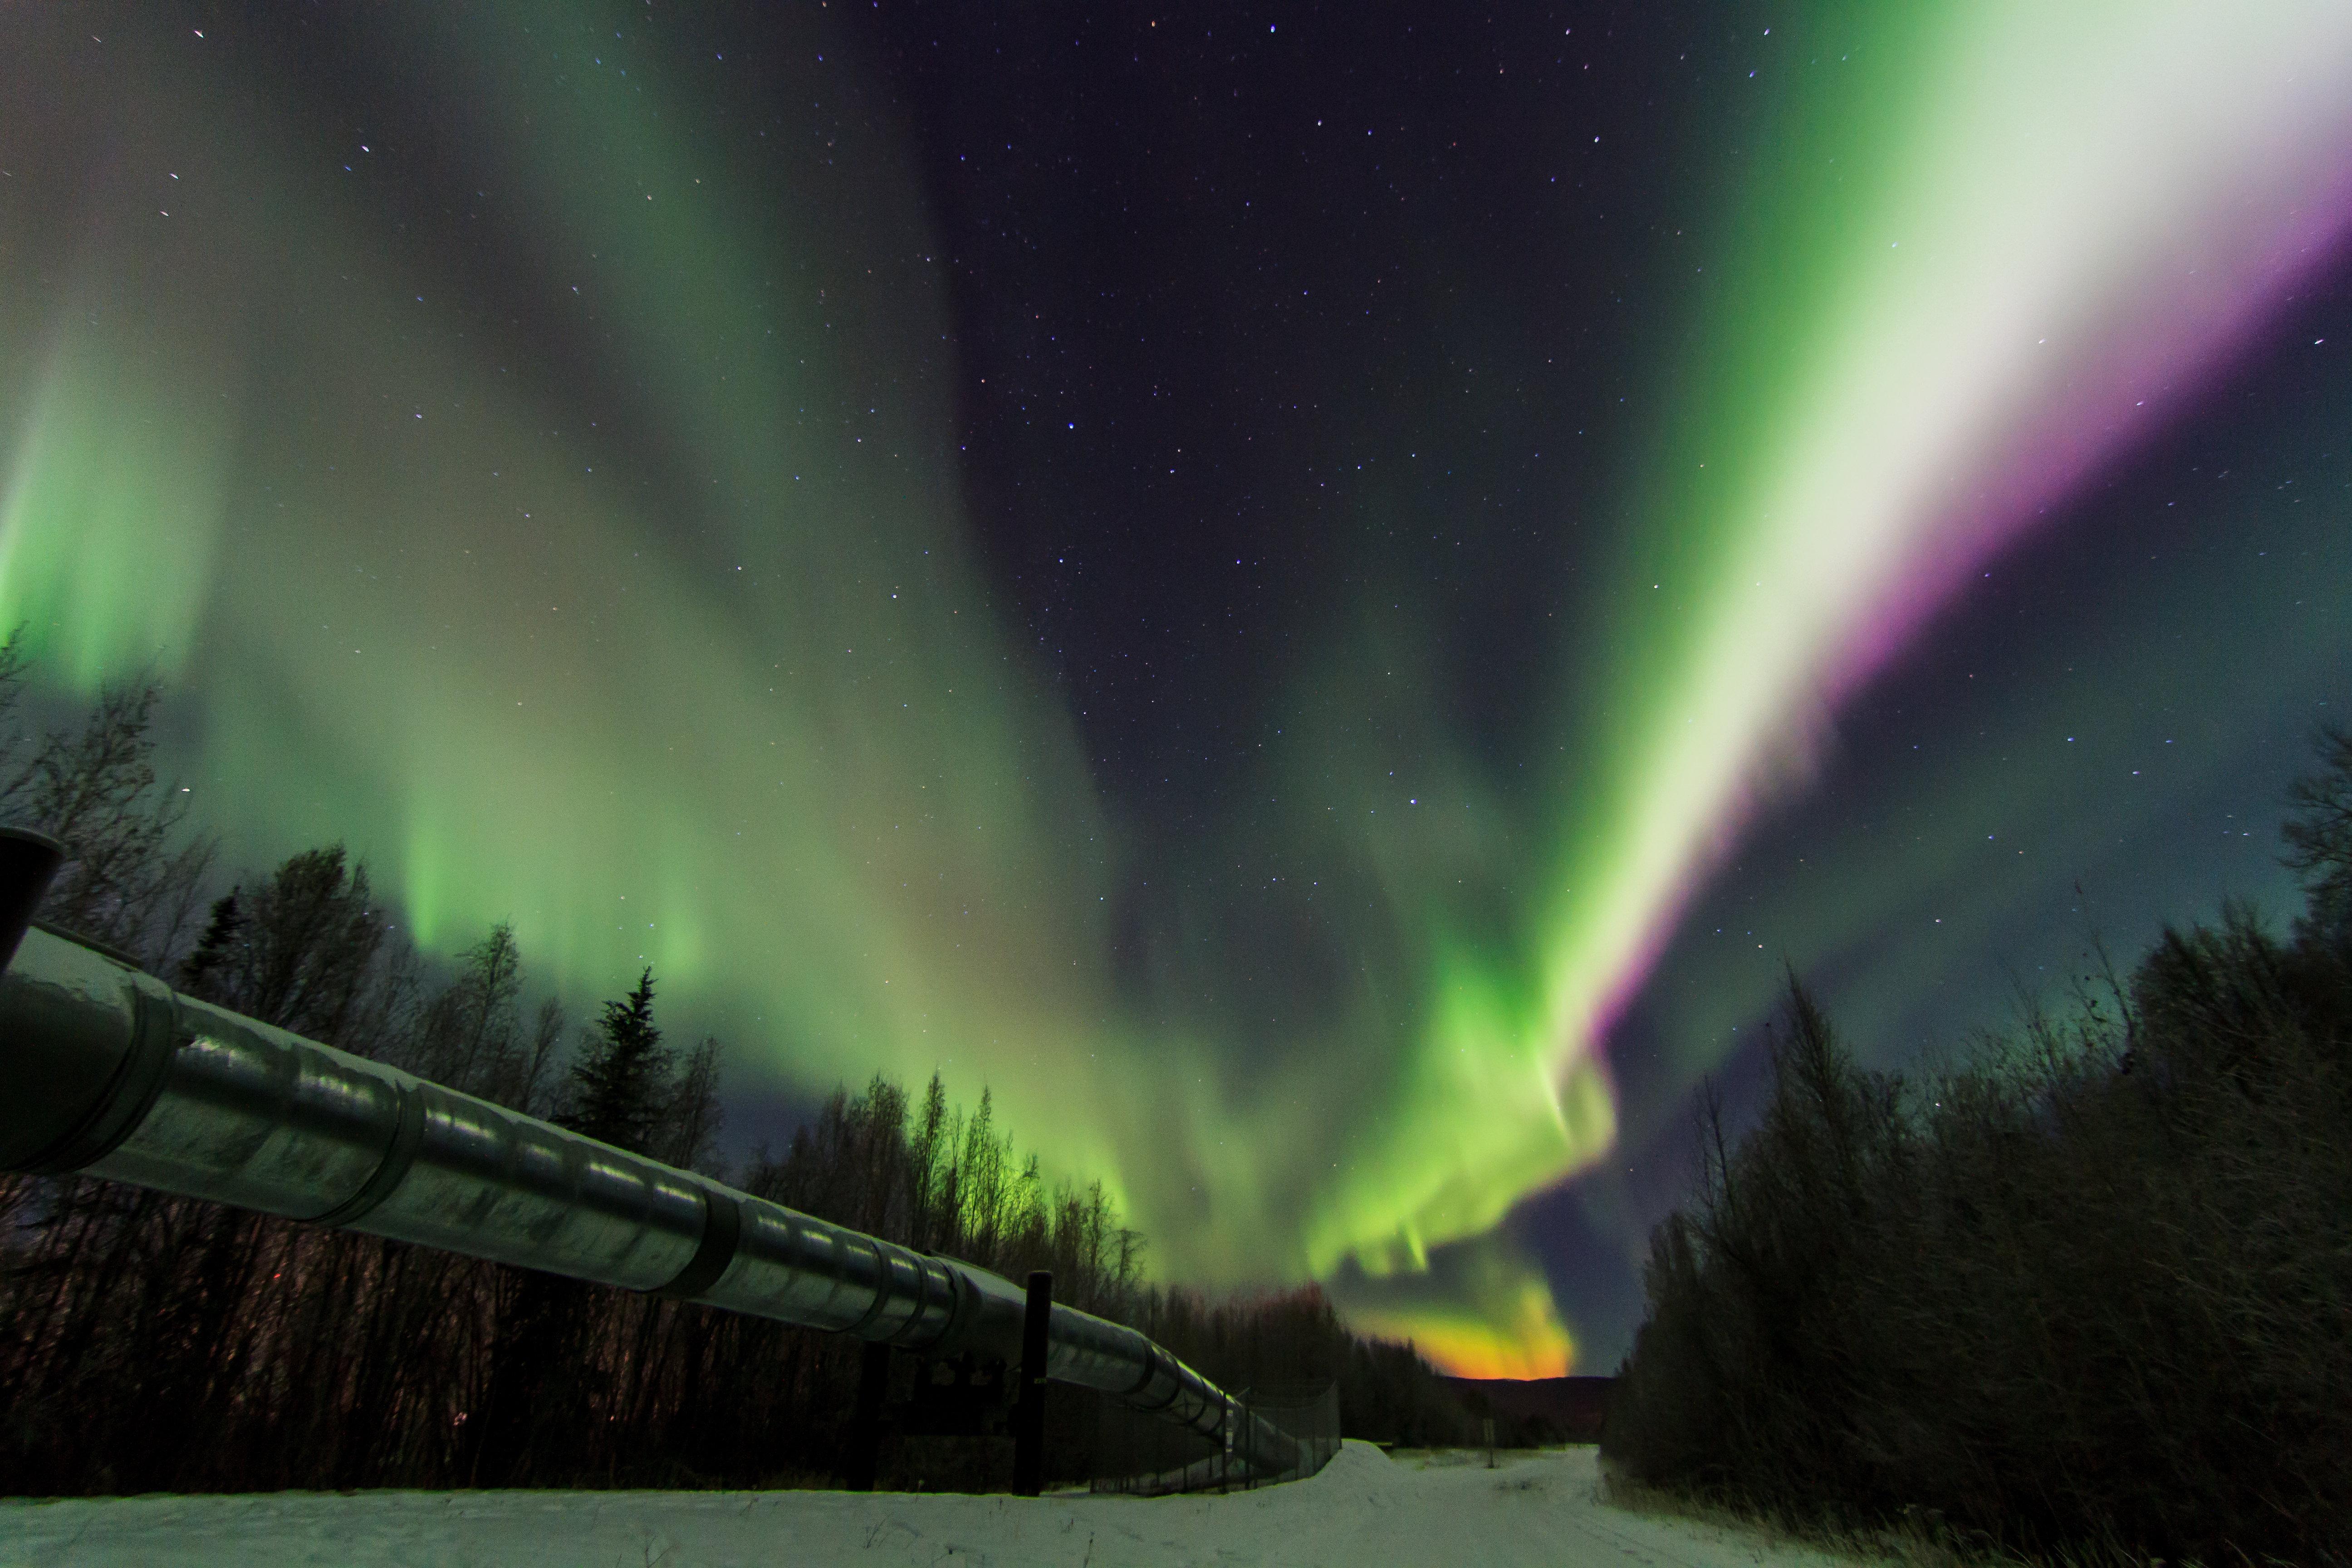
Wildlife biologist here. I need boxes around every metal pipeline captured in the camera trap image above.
[0,921,1293,1473]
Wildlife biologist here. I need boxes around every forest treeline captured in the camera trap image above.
[1604,729,2352,1564]
[0,656,1471,1495]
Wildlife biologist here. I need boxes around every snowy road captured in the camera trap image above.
[0,1443,1851,1568]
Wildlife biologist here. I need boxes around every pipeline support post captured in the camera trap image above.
[846,1339,892,1492]
[1012,1270,1051,1496]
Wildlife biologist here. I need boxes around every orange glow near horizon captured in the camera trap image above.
[1346,1299,1576,1381]
[1416,1326,1573,1381]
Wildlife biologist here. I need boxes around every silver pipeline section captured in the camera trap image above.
[0,925,1293,1470]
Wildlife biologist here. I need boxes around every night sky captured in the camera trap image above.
[5,1,2348,1374]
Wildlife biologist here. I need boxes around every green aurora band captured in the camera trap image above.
[5,3,2350,1372]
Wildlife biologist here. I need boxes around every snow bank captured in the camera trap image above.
[0,1443,1858,1568]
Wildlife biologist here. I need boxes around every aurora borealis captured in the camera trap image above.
[4,3,2350,1376]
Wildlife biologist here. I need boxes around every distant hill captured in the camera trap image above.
[1440,1375,1612,1444]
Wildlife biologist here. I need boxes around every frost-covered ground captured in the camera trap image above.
[0,1442,1858,1568]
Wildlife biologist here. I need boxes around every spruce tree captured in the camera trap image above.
[562,968,669,1154]
[176,892,244,994]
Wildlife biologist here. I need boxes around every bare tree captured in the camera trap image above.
[2282,723,2352,944]
[0,664,215,970]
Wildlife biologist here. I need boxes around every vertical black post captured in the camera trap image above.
[1012,1269,1052,1496]
[1219,1399,1232,1494]
[846,1339,892,1491]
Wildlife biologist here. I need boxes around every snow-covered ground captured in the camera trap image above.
[0,1442,1858,1568]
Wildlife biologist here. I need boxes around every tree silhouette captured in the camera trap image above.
[2282,723,2352,944]
[562,967,669,1155]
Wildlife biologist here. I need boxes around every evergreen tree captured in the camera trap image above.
[475,969,668,1482]
[176,892,243,993]
[562,968,670,1155]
